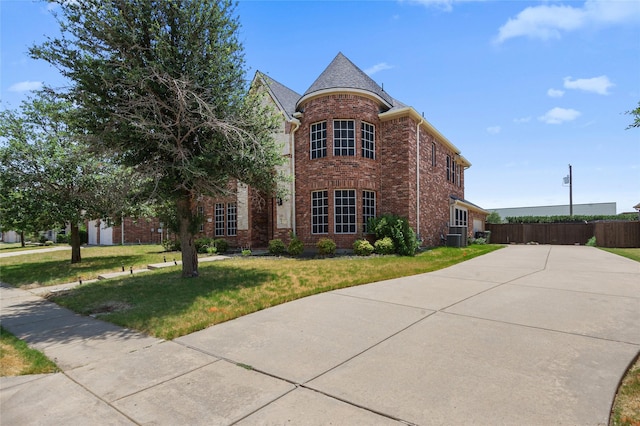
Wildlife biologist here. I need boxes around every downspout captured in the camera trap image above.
[289,117,301,236]
[416,117,424,239]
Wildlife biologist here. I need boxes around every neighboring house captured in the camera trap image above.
[92,53,488,248]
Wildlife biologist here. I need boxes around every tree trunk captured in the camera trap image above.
[20,230,25,247]
[177,198,198,278]
[70,222,82,263]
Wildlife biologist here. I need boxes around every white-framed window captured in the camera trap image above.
[335,189,356,234]
[197,205,204,232]
[333,120,355,156]
[362,190,376,233]
[361,122,375,159]
[457,163,461,187]
[453,207,468,227]
[215,203,224,236]
[227,203,237,236]
[310,121,327,159]
[312,191,328,234]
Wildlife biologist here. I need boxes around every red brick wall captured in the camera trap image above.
[295,94,382,248]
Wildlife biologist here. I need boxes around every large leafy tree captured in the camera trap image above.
[0,90,138,263]
[32,0,284,277]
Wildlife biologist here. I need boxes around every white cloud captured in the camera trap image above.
[404,0,484,12]
[365,62,394,76]
[513,116,531,124]
[486,126,501,134]
[547,88,565,98]
[563,75,614,95]
[538,107,581,124]
[494,0,640,43]
[8,81,43,92]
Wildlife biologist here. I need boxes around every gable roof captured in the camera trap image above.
[255,71,301,120]
[298,52,394,108]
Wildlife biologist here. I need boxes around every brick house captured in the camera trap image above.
[91,53,487,248]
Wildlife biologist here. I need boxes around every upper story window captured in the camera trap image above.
[312,190,329,234]
[333,120,355,156]
[310,121,327,159]
[361,122,375,159]
[446,155,451,182]
[432,142,436,167]
[335,189,356,234]
[197,205,204,232]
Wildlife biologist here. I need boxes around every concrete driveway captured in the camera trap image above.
[1,245,639,425]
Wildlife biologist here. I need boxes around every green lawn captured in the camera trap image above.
[0,244,168,287]
[11,244,502,340]
[601,248,640,263]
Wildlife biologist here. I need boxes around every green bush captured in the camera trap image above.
[374,237,395,255]
[56,233,70,244]
[316,238,336,256]
[162,238,181,252]
[268,239,286,255]
[368,214,419,256]
[206,246,217,255]
[195,237,214,254]
[212,239,228,254]
[44,240,54,246]
[353,239,374,256]
[287,236,304,256]
[470,237,486,245]
[505,214,638,224]
[241,249,252,256]
[586,236,597,247]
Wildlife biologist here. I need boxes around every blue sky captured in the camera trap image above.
[2,0,639,213]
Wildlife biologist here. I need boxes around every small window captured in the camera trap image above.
[335,190,356,234]
[215,203,224,236]
[361,122,375,159]
[310,121,327,159]
[312,191,328,234]
[197,206,204,232]
[227,203,237,236]
[362,191,376,233]
[446,155,451,182]
[432,142,436,167]
[453,207,468,227]
[333,120,355,156]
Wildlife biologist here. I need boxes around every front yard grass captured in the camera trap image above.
[32,245,501,340]
[0,244,167,287]
[0,327,59,376]
[601,248,640,263]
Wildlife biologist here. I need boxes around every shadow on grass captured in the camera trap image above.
[47,263,274,339]
[1,253,169,287]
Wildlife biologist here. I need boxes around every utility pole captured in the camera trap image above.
[569,164,573,217]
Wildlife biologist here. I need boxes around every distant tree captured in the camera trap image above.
[626,101,640,129]
[0,90,140,263]
[32,0,284,277]
[486,211,503,224]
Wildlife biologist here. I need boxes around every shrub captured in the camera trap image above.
[44,240,54,246]
[368,214,419,256]
[268,239,286,255]
[353,239,374,256]
[470,237,486,245]
[39,235,48,244]
[287,236,304,256]
[212,238,228,254]
[195,237,214,254]
[374,237,395,255]
[162,238,181,252]
[241,249,252,256]
[56,233,70,244]
[206,246,217,255]
[586,236,597,247]
[316,238,336,256]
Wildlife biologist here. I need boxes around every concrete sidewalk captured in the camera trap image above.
[1,245,639,425]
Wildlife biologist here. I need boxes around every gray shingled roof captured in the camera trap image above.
[300,52,394,107]
[257,72,301,120]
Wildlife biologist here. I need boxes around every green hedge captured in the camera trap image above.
[505,214,638,224]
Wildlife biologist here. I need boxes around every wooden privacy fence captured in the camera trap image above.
[485,222,640,248]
